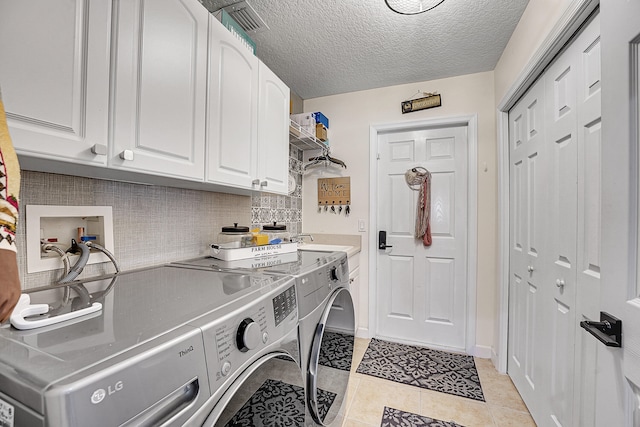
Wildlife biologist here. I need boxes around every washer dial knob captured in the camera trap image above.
[236,318,261,352]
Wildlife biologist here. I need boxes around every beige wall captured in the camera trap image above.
[290,90,304,114]
[494,0,574,103]
[303,71,497,354]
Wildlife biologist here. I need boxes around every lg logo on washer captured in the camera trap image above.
[91,381,124,404]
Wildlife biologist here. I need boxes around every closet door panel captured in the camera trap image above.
[573,16,602,427]
[508,77,548,420]
[545,41,579,427]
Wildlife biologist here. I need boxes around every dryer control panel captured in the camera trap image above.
[296,254,349,318]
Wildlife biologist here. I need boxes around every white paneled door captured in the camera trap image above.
[376,125,468,351]
[597,1,640,425]
[508,13,602,427]
[508,76,548,421]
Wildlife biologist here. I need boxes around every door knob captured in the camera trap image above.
[378,231,393,250]
[580,312,622,347]
[556,279,565,288]
[527,265,534,272]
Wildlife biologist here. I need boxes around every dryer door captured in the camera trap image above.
[204,353,304,426]
[308,288,356,426]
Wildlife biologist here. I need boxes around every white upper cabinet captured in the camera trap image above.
[0,0,111,166]
[0,0,290,194]
[206,16,260,190]
[257,62,290,195]
[206,17,290,195]
[110,0,208,181]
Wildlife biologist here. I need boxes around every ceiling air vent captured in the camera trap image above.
[221,1,269,35]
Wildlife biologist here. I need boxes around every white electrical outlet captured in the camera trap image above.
[26,205,115,273]
[358,219,366,232]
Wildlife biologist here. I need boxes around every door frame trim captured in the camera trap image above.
[368,114,478,355]
[495,0,600,373]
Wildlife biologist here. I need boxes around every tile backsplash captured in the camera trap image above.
[17,171,251,290]
[250,145,303,236]
[16,145,304,290]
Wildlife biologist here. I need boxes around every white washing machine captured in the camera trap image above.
[174,250,355,426]
[0,265,302,427]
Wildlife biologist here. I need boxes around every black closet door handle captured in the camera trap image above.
[580,312,622,347]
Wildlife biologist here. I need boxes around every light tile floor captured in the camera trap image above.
[342,338,537,427]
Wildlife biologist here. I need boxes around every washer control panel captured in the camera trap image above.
[197,283,298,388]
[273,285,296,326]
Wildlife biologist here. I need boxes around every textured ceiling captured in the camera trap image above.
[199,0,530,99]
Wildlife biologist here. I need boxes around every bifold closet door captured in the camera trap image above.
[508,76,549,421]
[544,33,579,427]
[542,14,601,427]
[508,13,601,427]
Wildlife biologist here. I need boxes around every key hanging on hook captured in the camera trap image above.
[345,201,351,217]
[324,201,329,212]
[338,200,343,214]
[318,202,322,213]
[330,201,336,214]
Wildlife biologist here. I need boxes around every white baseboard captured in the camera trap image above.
[473,345,493,359]
[491,347,507,374]
[356,327,369,338]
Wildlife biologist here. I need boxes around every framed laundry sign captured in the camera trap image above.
[317,177,351,207]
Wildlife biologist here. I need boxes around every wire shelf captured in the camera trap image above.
[289,119,328,151]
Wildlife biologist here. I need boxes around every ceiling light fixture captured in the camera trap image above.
[385,0,445,15]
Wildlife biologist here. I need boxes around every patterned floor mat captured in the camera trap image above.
[380,407,465,427]
[356,338,485,401]
[318,330,354,371]
[223,379,336,426]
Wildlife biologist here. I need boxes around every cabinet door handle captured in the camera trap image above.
[527,265,534,272]
[556,279,565,288]
[91,144,107,156]
[260,180,268,187]
[119,150,134,161]
[252,179,260,186]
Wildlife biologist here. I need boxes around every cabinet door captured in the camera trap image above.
[206,16,259,189]
[257,62,290,195]
[110,0,207,180]
[0,0,111,166]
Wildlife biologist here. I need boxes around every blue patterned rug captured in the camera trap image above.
[381,407,465,427]
[356,338,485,401]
